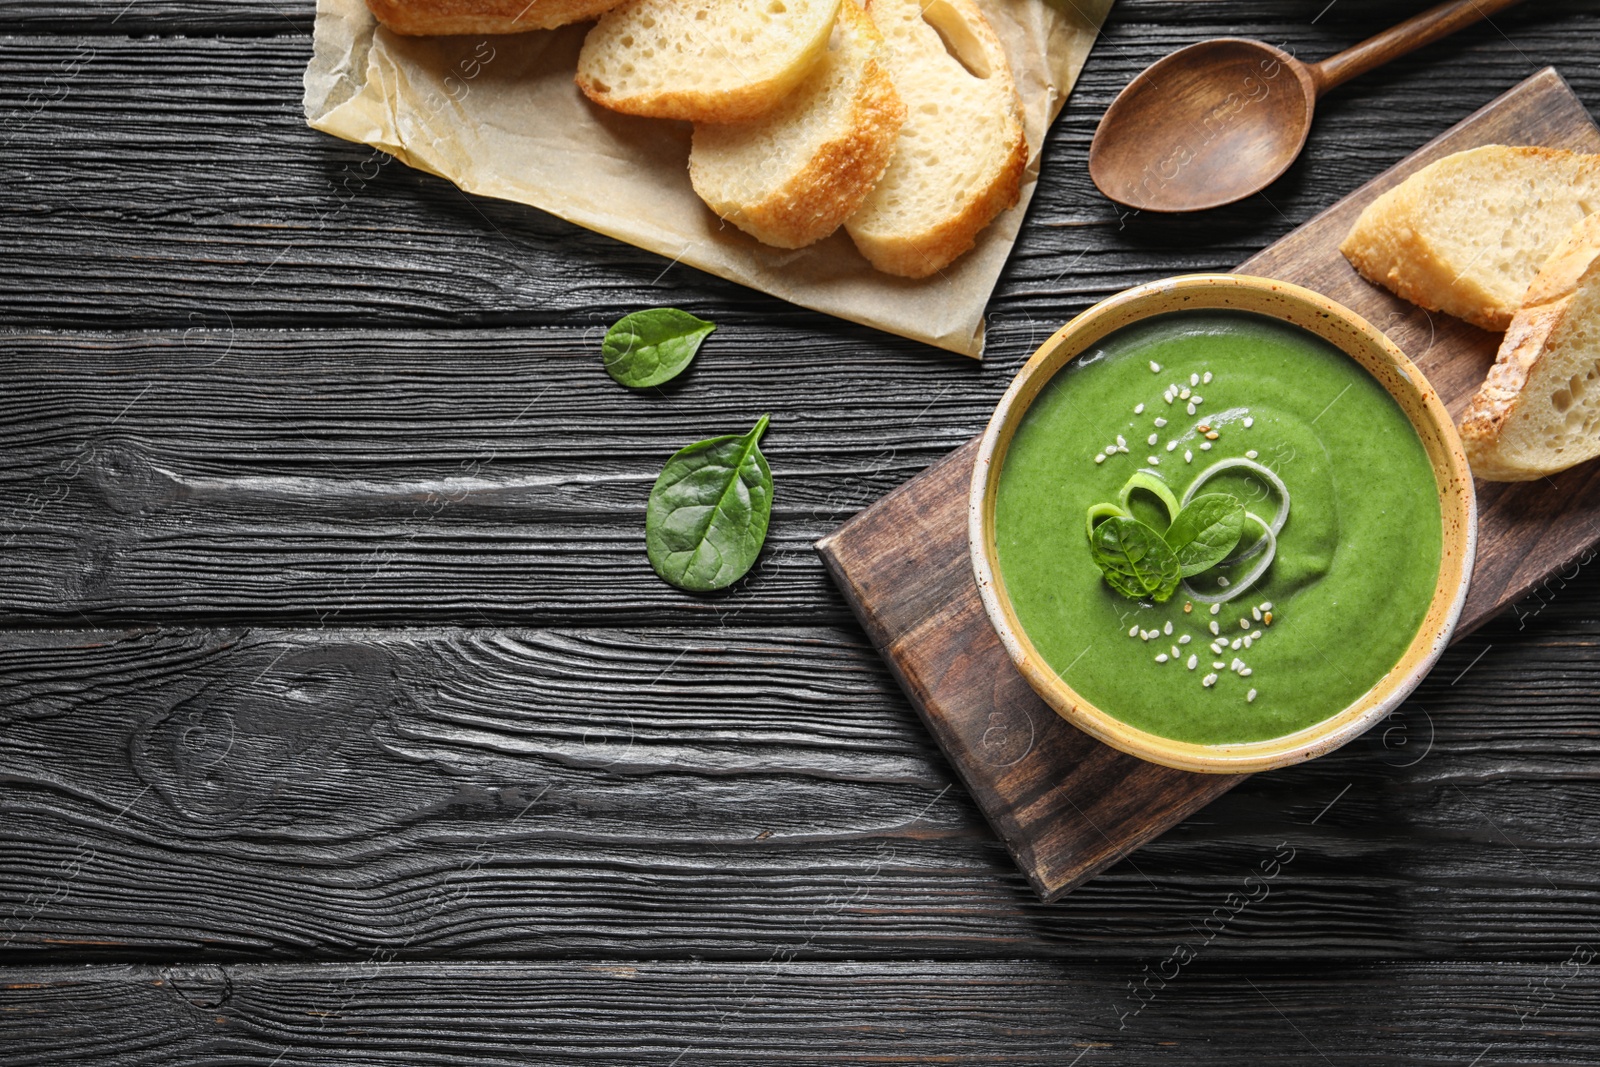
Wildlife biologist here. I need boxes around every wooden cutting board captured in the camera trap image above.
[815,68,1600,903]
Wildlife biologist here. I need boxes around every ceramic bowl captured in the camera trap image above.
[968,274,1476,774]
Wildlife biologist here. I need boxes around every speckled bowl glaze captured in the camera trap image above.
[969,274,1477,774]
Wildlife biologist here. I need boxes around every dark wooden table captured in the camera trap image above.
[2,2,1598,1063]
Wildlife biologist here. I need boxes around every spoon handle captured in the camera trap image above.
[1308,0,1528,94]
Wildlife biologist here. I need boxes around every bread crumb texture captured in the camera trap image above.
[1340,146,1600,331]
[1462,212,1600,480]
[689,0,905,249]
[577,0,845,122]
[843,0,1026,278]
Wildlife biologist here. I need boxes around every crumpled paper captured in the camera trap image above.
[303,0,1112,357]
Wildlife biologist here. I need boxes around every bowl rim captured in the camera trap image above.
[967,273,1477,774]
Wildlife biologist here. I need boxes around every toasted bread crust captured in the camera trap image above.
[576,0,843,123]
[1340,145,1600,332]
[845,0,1027,279]
[365,0,622,35]
[689,1,906,249]
[1461,213,1600,480]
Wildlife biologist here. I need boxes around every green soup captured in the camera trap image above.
[994,311,1442,745]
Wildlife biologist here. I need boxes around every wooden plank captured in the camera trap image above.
[4,611,1600,962]
[818,69,1600,902]
[0,327,974,626]
[4,960,1600,1065]
[0,20,1593,332]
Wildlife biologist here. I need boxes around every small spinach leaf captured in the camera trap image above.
[1089,515,1181,602]
[603,308,716,388]
[646,415,773,592]
[1164,492,1246,578]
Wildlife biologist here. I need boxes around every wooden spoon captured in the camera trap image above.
[1088,0,1529,213]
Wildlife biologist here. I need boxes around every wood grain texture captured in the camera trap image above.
[0,328,975,626]
[5,959,1600,1065]
[0,4,1593,337]
[4,606,1600,962]
[2,2,1600,1059]
[819,70,1600,901]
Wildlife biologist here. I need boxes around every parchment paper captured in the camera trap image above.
[303,0,1112,356]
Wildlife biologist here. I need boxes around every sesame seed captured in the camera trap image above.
[1198,423,1211,433]
[1240,618,1250,630]
[1106,443,1117,454]
[1213,660,1227,670]
[1154,417,1167,428]
[1209,603,1220,615]
[1192,395,1204,405]
[1121,445,1131,454]
[1164,621,1174,635]
[1204,430,1220,440]
[1171,644,1181,658]
[1134,403,1145,414]
[1164,393,1175,405]
[1244,636,1253,649]
[1150,361,1161,373]
[1252,607,1262,621]
[1243,416,1255,428]
[1203,372,1213,384]
[1095,454,1106,464]
[1180,388,1191,400]
[1148,433,1159,446]
[1211,642,1226,655]
[1217,576,1230,587]
[1247,688,1258,702]
[1231,638,1243,650]
[1148,455,1161,465]
[1179,634,1192,645]
[1230,658,1243,670]
[1203,673,1218,688]
[1200,441,1212,450]
[1155,654,1169,663]
[1183,601,1193,613]
[1251,630,1262,640]
[1189,373,1200,387]
[1209,620,1220,636]
[1129,625,1140,637]
[1241,667,1253,676]
[1264,612,1274,626]
[1184,450,1194,463]
[1167,441,1178,452]
[1260,602,1273,612]
[1142,630,1155,641]
[1187,655,1198,670]
[1187,403,1197,415]
[1116,435,1126,448]
[1246,450,1259,459]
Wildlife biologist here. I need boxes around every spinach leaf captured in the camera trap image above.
[1163,492,1246,578]
[1089,515,1181,602]
[603,308,716,388]
[646,415,773,592]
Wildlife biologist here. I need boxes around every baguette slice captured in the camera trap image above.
[688,1,905,250]
[1460,213,1600,481]
[366,0,622,35]
[576,0,845,123]
[843,0,1026,279]
[1340,145,1600,331]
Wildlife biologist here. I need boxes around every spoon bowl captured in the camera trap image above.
[1089,39,1315,213]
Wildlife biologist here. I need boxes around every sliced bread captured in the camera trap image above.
[1340,145,1600,331]
[576,0,845,123]
[843,0,1026,279]
[365,0,623,35]
[1460,213,1600,481]
[688,0,904,250]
